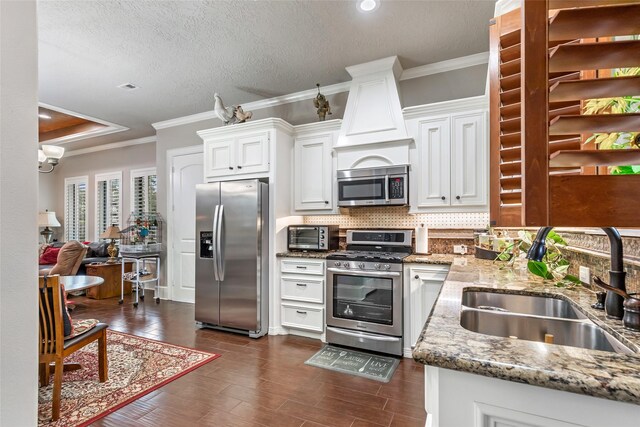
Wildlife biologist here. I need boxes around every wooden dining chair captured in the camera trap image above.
[38,275,109,421]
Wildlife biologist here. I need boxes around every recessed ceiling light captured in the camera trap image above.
[118,83,139,91]
[38,113,52,120]
[357,0,380,13]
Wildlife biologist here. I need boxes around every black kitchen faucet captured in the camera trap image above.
[526,226,626,320]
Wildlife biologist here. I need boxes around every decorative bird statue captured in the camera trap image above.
[313,84,332,121]
[234,106,253,123]
[213,93,237,125]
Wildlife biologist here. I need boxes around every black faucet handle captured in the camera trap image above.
[591,291,606,310]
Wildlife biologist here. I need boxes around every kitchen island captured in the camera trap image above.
[412,257,640,426]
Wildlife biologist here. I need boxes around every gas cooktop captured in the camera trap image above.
[327,229,413,264]
[327,250,410,263]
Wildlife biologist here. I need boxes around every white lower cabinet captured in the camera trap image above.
[404,264,449,355]
[280,258,325,337]
[281,303,324,333]
[426,366,640,427]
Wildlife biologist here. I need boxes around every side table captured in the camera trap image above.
[120,253,161,307]
[86,262,133,299]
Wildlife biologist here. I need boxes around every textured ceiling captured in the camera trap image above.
[38,0,496,151]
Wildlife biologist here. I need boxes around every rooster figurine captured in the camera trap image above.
[213,93,237,125]
[234,105,253,123]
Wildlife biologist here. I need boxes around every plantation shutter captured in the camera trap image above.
[95,172,122,239]
[130,168,157,215]
[64,176,88,242]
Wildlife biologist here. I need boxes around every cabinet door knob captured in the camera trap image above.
[414,275,419,279]
[325,201,329,204]
[456,196,461,200]
[237,165,242,169]
[228,166,234,170]
[441,196,446,201]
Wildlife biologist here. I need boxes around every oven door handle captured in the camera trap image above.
[327,268,401,277]
[326,326,400,342]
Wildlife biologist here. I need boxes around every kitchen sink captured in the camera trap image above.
[461,290,586,319]
[459,308,632,353]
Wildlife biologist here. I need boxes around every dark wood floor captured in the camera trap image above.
[68,293,426,427]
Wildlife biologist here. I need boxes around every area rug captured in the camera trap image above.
[305,345,399,383]
[38,330,220,427]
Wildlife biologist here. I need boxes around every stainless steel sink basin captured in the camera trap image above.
[460,308,632,354]
[462,290,586,319]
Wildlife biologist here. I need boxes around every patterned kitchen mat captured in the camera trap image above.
[305,345,399,383]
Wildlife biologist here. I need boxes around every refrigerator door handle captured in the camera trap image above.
[217,204,226,281]
[212,204,220,281]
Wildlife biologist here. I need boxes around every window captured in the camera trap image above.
[64,176,88,242]
[130,168,157,215]
[95,171,122,240]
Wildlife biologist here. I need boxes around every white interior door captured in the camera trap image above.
[170,148,203,303]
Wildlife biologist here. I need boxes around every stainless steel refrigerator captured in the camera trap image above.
[195,179,269,338]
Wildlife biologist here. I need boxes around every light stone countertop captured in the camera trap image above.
[411,256,640,405]
[276,251,334,259]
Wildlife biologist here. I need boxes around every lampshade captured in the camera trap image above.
[38,211,61,227]
[42,145,65,160]
[100,225,122,239]
[38,149,47,163]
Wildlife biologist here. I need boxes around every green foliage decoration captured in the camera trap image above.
[496,230,581,288]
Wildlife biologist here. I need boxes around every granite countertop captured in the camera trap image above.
[412,257,640,404]
[276,251,334,259]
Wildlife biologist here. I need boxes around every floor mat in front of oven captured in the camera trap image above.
[304,345,399,383]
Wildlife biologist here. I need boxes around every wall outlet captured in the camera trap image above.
[579,266,590,284]
[453,244,468,255]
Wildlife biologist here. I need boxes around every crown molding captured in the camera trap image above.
[293,119,342,136]
[346,56,403,79]
[399,52,489,81]
[402,95,488,120]
[152,53,490,131]
[197,117,294,140]
[152,81,351,131]
[65,136,156,157]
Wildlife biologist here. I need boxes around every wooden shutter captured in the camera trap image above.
[64,176,88,241]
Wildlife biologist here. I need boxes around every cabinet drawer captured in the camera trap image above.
[280,259,325,276]
[281,304,324,332]
[281,276,324,303]
[410,266,449,282]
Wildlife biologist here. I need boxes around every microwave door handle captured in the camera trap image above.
[384,175,389,202]
[212,205,220,281]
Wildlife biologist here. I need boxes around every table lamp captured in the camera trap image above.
[100,224,121,263]
[38,210,61,244]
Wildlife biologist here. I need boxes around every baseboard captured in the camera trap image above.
[403,347,414,358]
[268,326,288,335]
[283,327,323,341]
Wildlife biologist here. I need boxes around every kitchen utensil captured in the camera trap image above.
[593,276,640,331]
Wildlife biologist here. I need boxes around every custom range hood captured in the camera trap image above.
[335,56,412,170]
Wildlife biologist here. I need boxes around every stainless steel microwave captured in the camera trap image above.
[288,225,339,251]
[337,165,409,207]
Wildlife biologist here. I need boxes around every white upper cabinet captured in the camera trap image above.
[294,134,333,211]
[202,130,269,179]
[291,120,341,214]
[236,132,270,175]
[204,138,235,177]
[404,96,488,212]
[451,112,486,206]
[416,116,451,207]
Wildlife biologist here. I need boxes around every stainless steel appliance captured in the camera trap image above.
[337,165,408,207]
[326,229,412,356]
[195,180,269,338]
[288,225,339,251]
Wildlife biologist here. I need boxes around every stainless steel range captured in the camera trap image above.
[326,229,412,356]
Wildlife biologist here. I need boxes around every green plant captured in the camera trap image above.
[583,66,640,175]
[496,230,581,287]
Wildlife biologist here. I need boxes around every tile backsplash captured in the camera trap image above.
[303,207,489,229]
